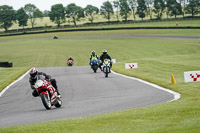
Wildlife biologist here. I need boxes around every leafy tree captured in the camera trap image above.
[136,0,147,21]
[145,0,154,19]
[43,10,49,17]
[100,1,114,22]
[166,0,182,18]
[128,0,137,21]
[49,4,65,27]
[119,0,130,21]
[166,0,173,19]
[153,0,166,20]
[24,4,43,28]
[177,0,189,17]
[84,5,99,23]
[16,8,29,29]
[65,3,84,26]
[185,0,200,17]
[113,0,120,21]
[0,5,16,32]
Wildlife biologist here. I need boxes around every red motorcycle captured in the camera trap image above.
[34,75,62,110]
[67,59,74,66]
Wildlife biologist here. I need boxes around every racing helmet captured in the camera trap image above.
[102,49,107,54]
[30,67,38,79]
[92,50,95,55]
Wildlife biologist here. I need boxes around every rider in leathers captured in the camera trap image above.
[68,56,74,62]
[99,49,112,70]
[29,67,60,97]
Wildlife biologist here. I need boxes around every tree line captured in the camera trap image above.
[0,0,200,32]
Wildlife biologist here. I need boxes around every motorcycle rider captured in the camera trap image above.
[67,56,74,66]
[99,49,112,70]
[29,67,60,97]
[53,35,58,39]
[90,50,98,66]
[68,56,74,61]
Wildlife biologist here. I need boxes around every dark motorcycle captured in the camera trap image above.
[90,58,99,73]
[34,75,62,110]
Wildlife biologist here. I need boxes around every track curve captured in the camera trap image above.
[0,66,175,127]
[60,35,200,39]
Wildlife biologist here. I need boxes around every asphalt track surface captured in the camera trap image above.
[60,35,200,39]
[0,66,176,127]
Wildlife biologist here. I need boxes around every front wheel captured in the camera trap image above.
[93,65,98,73]
[105,67,108,78]
[55,97,62,108]
[41,93,51,110]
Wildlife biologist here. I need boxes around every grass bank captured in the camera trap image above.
[0,29,200,132]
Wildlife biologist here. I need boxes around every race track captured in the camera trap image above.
[0,66,177,127]
[60,35,200,39]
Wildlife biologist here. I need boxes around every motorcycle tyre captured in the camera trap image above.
[41,93,51,110]
[105,67,108,78]
[93,65,98,73]
[55,97,62,108]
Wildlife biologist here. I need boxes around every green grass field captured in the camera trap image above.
[0,29,200,132]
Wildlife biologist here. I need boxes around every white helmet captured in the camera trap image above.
[102,49,107,54]
[30,67,38,79]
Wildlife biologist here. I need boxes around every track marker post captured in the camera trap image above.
[171,73,176,84]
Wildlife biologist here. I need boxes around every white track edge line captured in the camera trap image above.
[111,70,181,102]
[0,69,30,97]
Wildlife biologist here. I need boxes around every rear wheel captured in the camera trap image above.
[41,93,51,110]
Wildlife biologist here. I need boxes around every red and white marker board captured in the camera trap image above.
[184,71,200,83]
[125,63,138,69]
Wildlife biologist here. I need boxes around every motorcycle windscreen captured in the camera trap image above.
[36,75,45,80]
